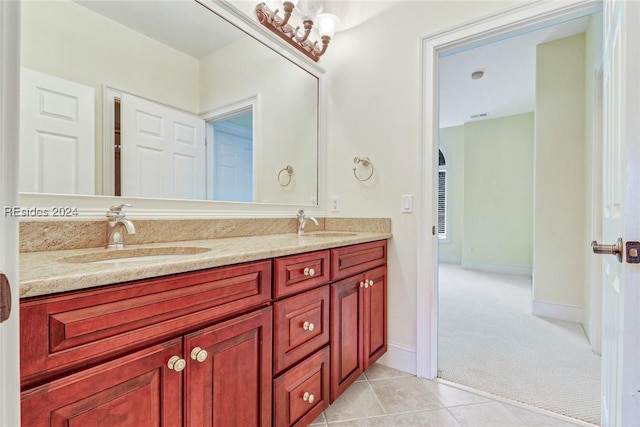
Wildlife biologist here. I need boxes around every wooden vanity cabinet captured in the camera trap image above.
[272,250,332,426]
[330,241,387,402]
[20,261,272,427]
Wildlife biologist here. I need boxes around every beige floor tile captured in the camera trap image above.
[391,408,463,426]
[327,416,393,426]
[309,411,327,426]
[323,382,385,423]
[447,402,528,427]
[421,379,492,407]
[369,376,442,414]
[364,363,413,381]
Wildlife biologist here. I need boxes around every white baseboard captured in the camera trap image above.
[532,299,583,323]
[377,341,417,376]
[461,261,532,276]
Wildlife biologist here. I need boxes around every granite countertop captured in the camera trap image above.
[20,231,392,298]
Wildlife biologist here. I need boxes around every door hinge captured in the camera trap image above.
[432,226,436,236]
[0,273,11,323]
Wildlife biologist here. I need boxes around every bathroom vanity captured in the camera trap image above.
[18,226,390,426]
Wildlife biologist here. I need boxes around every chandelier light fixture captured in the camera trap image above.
[255,0,340,62]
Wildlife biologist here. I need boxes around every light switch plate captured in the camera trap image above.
[401,195,412,213]
[331,196,340,212]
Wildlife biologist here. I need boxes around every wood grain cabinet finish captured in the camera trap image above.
[21,338,183,426]
[273,347,330,427]
[330,240,386,281]
[273,286,330,374]
[329,242,388,402]
[20,260,271,388]
[185,307,272,427]
[274,250,330,298]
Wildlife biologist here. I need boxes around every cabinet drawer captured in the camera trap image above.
[274,347,330,427]
[330,240,387,281]
[20,260,271,387]
[273,286,330,374]
[274,250,330,298]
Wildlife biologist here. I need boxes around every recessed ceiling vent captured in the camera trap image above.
[470,112,489,120]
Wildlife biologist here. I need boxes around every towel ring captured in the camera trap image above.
[278,165,294,187]
[353,157,374,182]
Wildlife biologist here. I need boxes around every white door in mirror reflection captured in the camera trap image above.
[120,93,205,199]
[20,68,95,194]
[211,118,253,202]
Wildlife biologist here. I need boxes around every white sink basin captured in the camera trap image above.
[59,247,211,264]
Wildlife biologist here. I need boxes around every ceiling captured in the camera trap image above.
[438,16,590,128]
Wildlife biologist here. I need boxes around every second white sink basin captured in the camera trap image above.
[60,247,211,264]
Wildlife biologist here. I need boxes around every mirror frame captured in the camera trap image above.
[19,0,326,219]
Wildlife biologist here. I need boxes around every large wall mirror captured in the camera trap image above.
[19,0,322,214]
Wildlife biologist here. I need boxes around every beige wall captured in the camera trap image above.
[439,114,534,274]
[534,33,586,309]
[463,114,534,273]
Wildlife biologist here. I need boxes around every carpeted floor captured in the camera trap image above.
[437,263,601,425]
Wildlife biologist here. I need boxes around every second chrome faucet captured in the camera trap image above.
[106,204,136,249]
[297,209,318,236]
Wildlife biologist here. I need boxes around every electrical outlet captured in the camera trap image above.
[331,196,340,212]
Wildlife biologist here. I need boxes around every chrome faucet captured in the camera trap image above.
[106,204,136,249]
[297,209,318,236]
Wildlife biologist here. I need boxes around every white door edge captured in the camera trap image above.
[0,1,22,426]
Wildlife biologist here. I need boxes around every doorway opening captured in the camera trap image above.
[417,2,604,425]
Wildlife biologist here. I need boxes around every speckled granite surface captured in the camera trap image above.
[20,218,391,298]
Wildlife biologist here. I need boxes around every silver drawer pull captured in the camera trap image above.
[303,321,315,331]
[167,355,186,372]
[303,267,316,277]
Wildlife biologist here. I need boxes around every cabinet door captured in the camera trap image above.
[185,307,272,427]
[330,276,363,402]
[362,266,387,369]
[21,338,182,426]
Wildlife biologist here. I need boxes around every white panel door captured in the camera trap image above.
[212,121,253,202]
[120,93,205,199]
[19,68,95,194]
[599,1,640,425]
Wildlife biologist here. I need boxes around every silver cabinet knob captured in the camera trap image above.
[303,392,315,404]
[367,279,374,287]
[167,355,186,372]
[303,321,315,331]
[303,267,316,277]
[190,346,208,363]
[360,281,365,288]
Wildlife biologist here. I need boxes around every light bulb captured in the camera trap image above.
[315,13,340,38]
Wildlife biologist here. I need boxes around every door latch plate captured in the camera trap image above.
[626,242,640,264]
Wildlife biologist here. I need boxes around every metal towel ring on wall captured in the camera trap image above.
[353,157,374,181]
[278,165,294,187]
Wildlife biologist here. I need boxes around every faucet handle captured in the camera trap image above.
[108,203,132,215]
[297,209,305,218]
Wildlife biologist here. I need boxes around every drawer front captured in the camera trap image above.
[273,286,330,374]
[20,260,271,387]
[273,347,330,427]
[330,240,387,281]
[274,250,330,298]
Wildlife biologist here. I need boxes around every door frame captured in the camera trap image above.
[416,0,602,379]
[0,0,22,425]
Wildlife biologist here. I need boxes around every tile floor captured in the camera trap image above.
[309,364,588,427]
